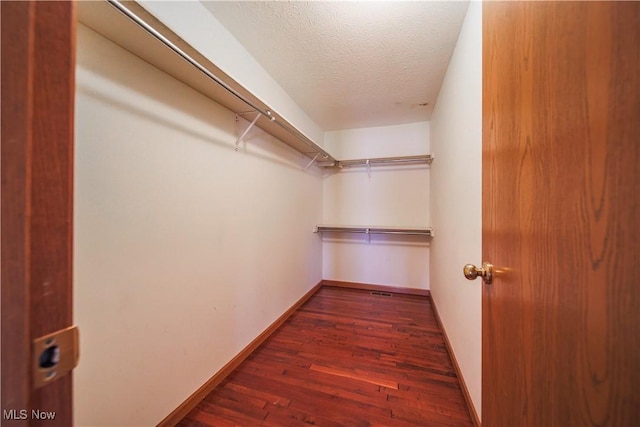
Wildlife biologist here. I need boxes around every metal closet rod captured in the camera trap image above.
[106,0,332,161]
[331,154,434,168]
[316,226,433,236]
[105,0,271,119]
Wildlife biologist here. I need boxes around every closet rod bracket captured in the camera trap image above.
[304,153,321,171]
[236,112,262,151]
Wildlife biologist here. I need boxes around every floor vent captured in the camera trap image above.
[370,291,393,297]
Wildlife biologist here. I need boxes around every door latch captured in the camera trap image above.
[33,325,79,389]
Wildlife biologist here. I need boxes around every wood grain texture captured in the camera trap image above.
[158,282,323,427]
[483,2,639,426]
[177,286,473,426]
[321,279,431,297]
[30,3,76,424]
[1,1,75,424]
[1,2,35,421]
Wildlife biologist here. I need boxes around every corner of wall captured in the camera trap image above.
[74,24,324,426]
[429,0,482,422]
[321,122,431,289]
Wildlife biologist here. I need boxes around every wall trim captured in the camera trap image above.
[157,280,323,427]
[321,279,430,297]
[430,296,481,427]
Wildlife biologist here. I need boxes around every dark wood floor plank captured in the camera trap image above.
[261,403,344,427]
[221,381,292,408]
[179,417,224,427]
[177,286,473,426]
[308,363,399,389]
[203,387,268,411]
[183,406,239,427]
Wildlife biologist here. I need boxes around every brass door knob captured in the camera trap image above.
[463,262,494,285]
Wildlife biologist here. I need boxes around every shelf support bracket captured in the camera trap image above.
[235,112,262,151]
[304,153,321,171]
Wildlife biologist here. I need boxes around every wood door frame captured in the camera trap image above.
[1,1,76,424]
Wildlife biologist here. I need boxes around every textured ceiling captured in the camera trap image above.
[201,1,469,131]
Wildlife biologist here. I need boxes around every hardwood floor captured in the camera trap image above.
[178,286,473,426]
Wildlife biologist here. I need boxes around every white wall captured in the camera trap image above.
[429,1,482,420]
[322,123,430,289]
[138,0,324,146]
[74,25,323,426]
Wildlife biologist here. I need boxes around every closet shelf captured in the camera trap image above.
[315,225,434,237]
[78,2,434,172]
[78,0,337,165]
[319,154,433,169]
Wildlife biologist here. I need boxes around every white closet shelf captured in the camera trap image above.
[318,154,433,169]
[77,0,337,165]
[315,225,434,237]
[77,2,435,172]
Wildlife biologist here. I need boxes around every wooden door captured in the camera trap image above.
[483,2,639,426]
[1,1,76,425]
